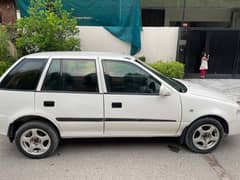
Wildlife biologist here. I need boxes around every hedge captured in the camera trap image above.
[149,61,184,79]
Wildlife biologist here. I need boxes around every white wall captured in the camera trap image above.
[78,26,179,63]
[138,27,179,62]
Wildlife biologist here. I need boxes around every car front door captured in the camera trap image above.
[101,59,182,136]
[35,58,104,137]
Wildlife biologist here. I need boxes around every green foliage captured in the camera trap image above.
[16,0,80,56]
[138,55,146,62]
[0,60,14,76]
[149,61,185,79]
[0,25,17,76]
[6,25,17,43]
[0,26,11,60]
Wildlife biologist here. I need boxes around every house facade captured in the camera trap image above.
[141,0,240,78]
[141,0,240,28]
[3,0,240,77]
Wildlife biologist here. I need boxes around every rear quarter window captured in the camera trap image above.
[0,59,47,91]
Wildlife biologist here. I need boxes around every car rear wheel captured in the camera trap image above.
[185,118,224,153]
[15,121,59,159]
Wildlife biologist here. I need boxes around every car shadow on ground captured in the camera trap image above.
[57,137,184,154]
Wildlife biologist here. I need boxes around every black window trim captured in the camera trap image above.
[40,58,100,94]
[104,92,160,96]
[102,59,162,95]
[0,58,48,92]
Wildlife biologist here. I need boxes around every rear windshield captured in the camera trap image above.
[0,59,47,91]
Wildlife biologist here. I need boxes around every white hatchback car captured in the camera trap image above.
[0,52,240,158]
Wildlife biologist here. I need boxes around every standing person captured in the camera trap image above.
[199,52,209,78]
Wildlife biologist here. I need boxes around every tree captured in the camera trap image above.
[0,26,11,60]
[16,0,80,56]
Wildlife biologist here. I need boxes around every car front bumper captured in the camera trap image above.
[228,110,240,135]
[0,115,10,136]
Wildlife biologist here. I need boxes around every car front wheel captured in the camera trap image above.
[185,118,225,153]
[15,121,59,159]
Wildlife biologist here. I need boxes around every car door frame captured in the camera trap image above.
[35,56,105,138]
[97,57,183,136]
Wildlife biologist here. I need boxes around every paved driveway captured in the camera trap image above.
[0,79,240,180]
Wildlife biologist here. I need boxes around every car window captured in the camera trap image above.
[136,60,187,93]
[42,59,98,92]
[102,60,161,94]
[0,59,47,90]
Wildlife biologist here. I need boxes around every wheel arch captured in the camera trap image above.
[8,115,60,142]
[180,114,229,144]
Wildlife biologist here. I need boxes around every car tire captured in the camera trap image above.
[185,117,224,153]
[15,121,59,159]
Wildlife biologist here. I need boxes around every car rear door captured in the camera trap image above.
[35,58,104,137]
[0,58,47,135]
[101,59,182,136]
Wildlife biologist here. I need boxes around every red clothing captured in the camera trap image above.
[200,69,207,78]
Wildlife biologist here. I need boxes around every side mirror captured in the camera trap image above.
[159,85,172,96]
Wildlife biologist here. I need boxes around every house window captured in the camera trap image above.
[141,9,165,26]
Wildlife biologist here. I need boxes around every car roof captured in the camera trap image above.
[24,51,135,61]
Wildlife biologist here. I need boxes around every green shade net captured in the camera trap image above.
[16,0,142,55]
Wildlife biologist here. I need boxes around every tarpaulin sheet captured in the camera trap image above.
[16,0,142,55]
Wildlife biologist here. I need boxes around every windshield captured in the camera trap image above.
[136,60,187,93]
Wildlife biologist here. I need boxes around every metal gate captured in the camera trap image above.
[178,28,240,78]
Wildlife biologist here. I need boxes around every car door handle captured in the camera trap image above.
[112,102,122,108]
[44,101,55,107]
